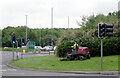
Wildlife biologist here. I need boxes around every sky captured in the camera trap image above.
[0,0,119,29]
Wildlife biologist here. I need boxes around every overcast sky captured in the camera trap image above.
[0,0,119,29]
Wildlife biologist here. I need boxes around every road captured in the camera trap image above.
[1,51,119,78]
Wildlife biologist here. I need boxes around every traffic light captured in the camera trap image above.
[22,38,25,45]
[98,23,114,38]
[16,38,25,47]
[98,24,105,38]
[105,24,113,36]
[11,34,16,44]
[17,39,21,47]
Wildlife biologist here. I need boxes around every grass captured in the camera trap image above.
[10,55,118,71]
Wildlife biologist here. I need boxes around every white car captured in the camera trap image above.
[35,46,42,49]
[4,47,8,49]
[43,46,53,51]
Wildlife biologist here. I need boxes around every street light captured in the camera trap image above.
[51,7,53,48]
[26,15,28,42]
[25,15,28,51]
[68,16,69,30]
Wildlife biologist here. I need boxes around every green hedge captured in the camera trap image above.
[56,37,120,57]
[56,41,73,57]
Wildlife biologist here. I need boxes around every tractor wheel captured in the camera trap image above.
[67,55,72,61]
[79,56,84,61]
[86,54,90,59]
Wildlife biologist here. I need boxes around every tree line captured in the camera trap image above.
[1,11,120,57]
[56,11,120,57]
[2,26,76,47]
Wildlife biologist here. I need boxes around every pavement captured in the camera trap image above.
[1,51,120,77]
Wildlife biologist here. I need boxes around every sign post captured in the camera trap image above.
[101,38,103,69]
[16,41,18,60]
[21,38,23,59]
[12,44,14,60]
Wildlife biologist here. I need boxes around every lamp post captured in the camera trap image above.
[68,16,69,30]
[26,15,28,51]
[51,7,53,47]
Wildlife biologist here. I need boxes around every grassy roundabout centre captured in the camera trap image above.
[10,55,118,71]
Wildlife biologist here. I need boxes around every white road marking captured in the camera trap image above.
[7,69,16,71]
[2,69,17,72]
[2,65,17,72]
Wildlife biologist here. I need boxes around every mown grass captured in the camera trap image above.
[10,55,118,71]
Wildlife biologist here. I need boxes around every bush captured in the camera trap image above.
[82,37,120,56]
[56,37,120,57]
[56,41,73,57]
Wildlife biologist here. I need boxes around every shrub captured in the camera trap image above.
[56,37,120,57]
[56,41,73,57]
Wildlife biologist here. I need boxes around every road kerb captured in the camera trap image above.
[6,63,118,75]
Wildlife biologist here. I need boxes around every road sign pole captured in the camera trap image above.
[13,44,14,60]
[16,41,18,60]
[21,38,23,59]
[54,50,55,55]
[21,45,23,59]
[101,38,103,69]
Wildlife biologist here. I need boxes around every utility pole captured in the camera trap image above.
[68,16,69,30]
[51,7,53,47]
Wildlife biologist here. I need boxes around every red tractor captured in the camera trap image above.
[66,47,90,61]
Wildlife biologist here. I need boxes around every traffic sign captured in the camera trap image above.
[28,41,35,50]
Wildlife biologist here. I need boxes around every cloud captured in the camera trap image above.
[0,0,119,29]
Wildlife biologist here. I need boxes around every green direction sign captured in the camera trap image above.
[28,41,35,50]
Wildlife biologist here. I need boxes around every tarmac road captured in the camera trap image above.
[1,51,119,78]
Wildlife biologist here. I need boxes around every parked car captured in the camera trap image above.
[35,46,42,49]
[43,46,53,51]
[4,47,8,49]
